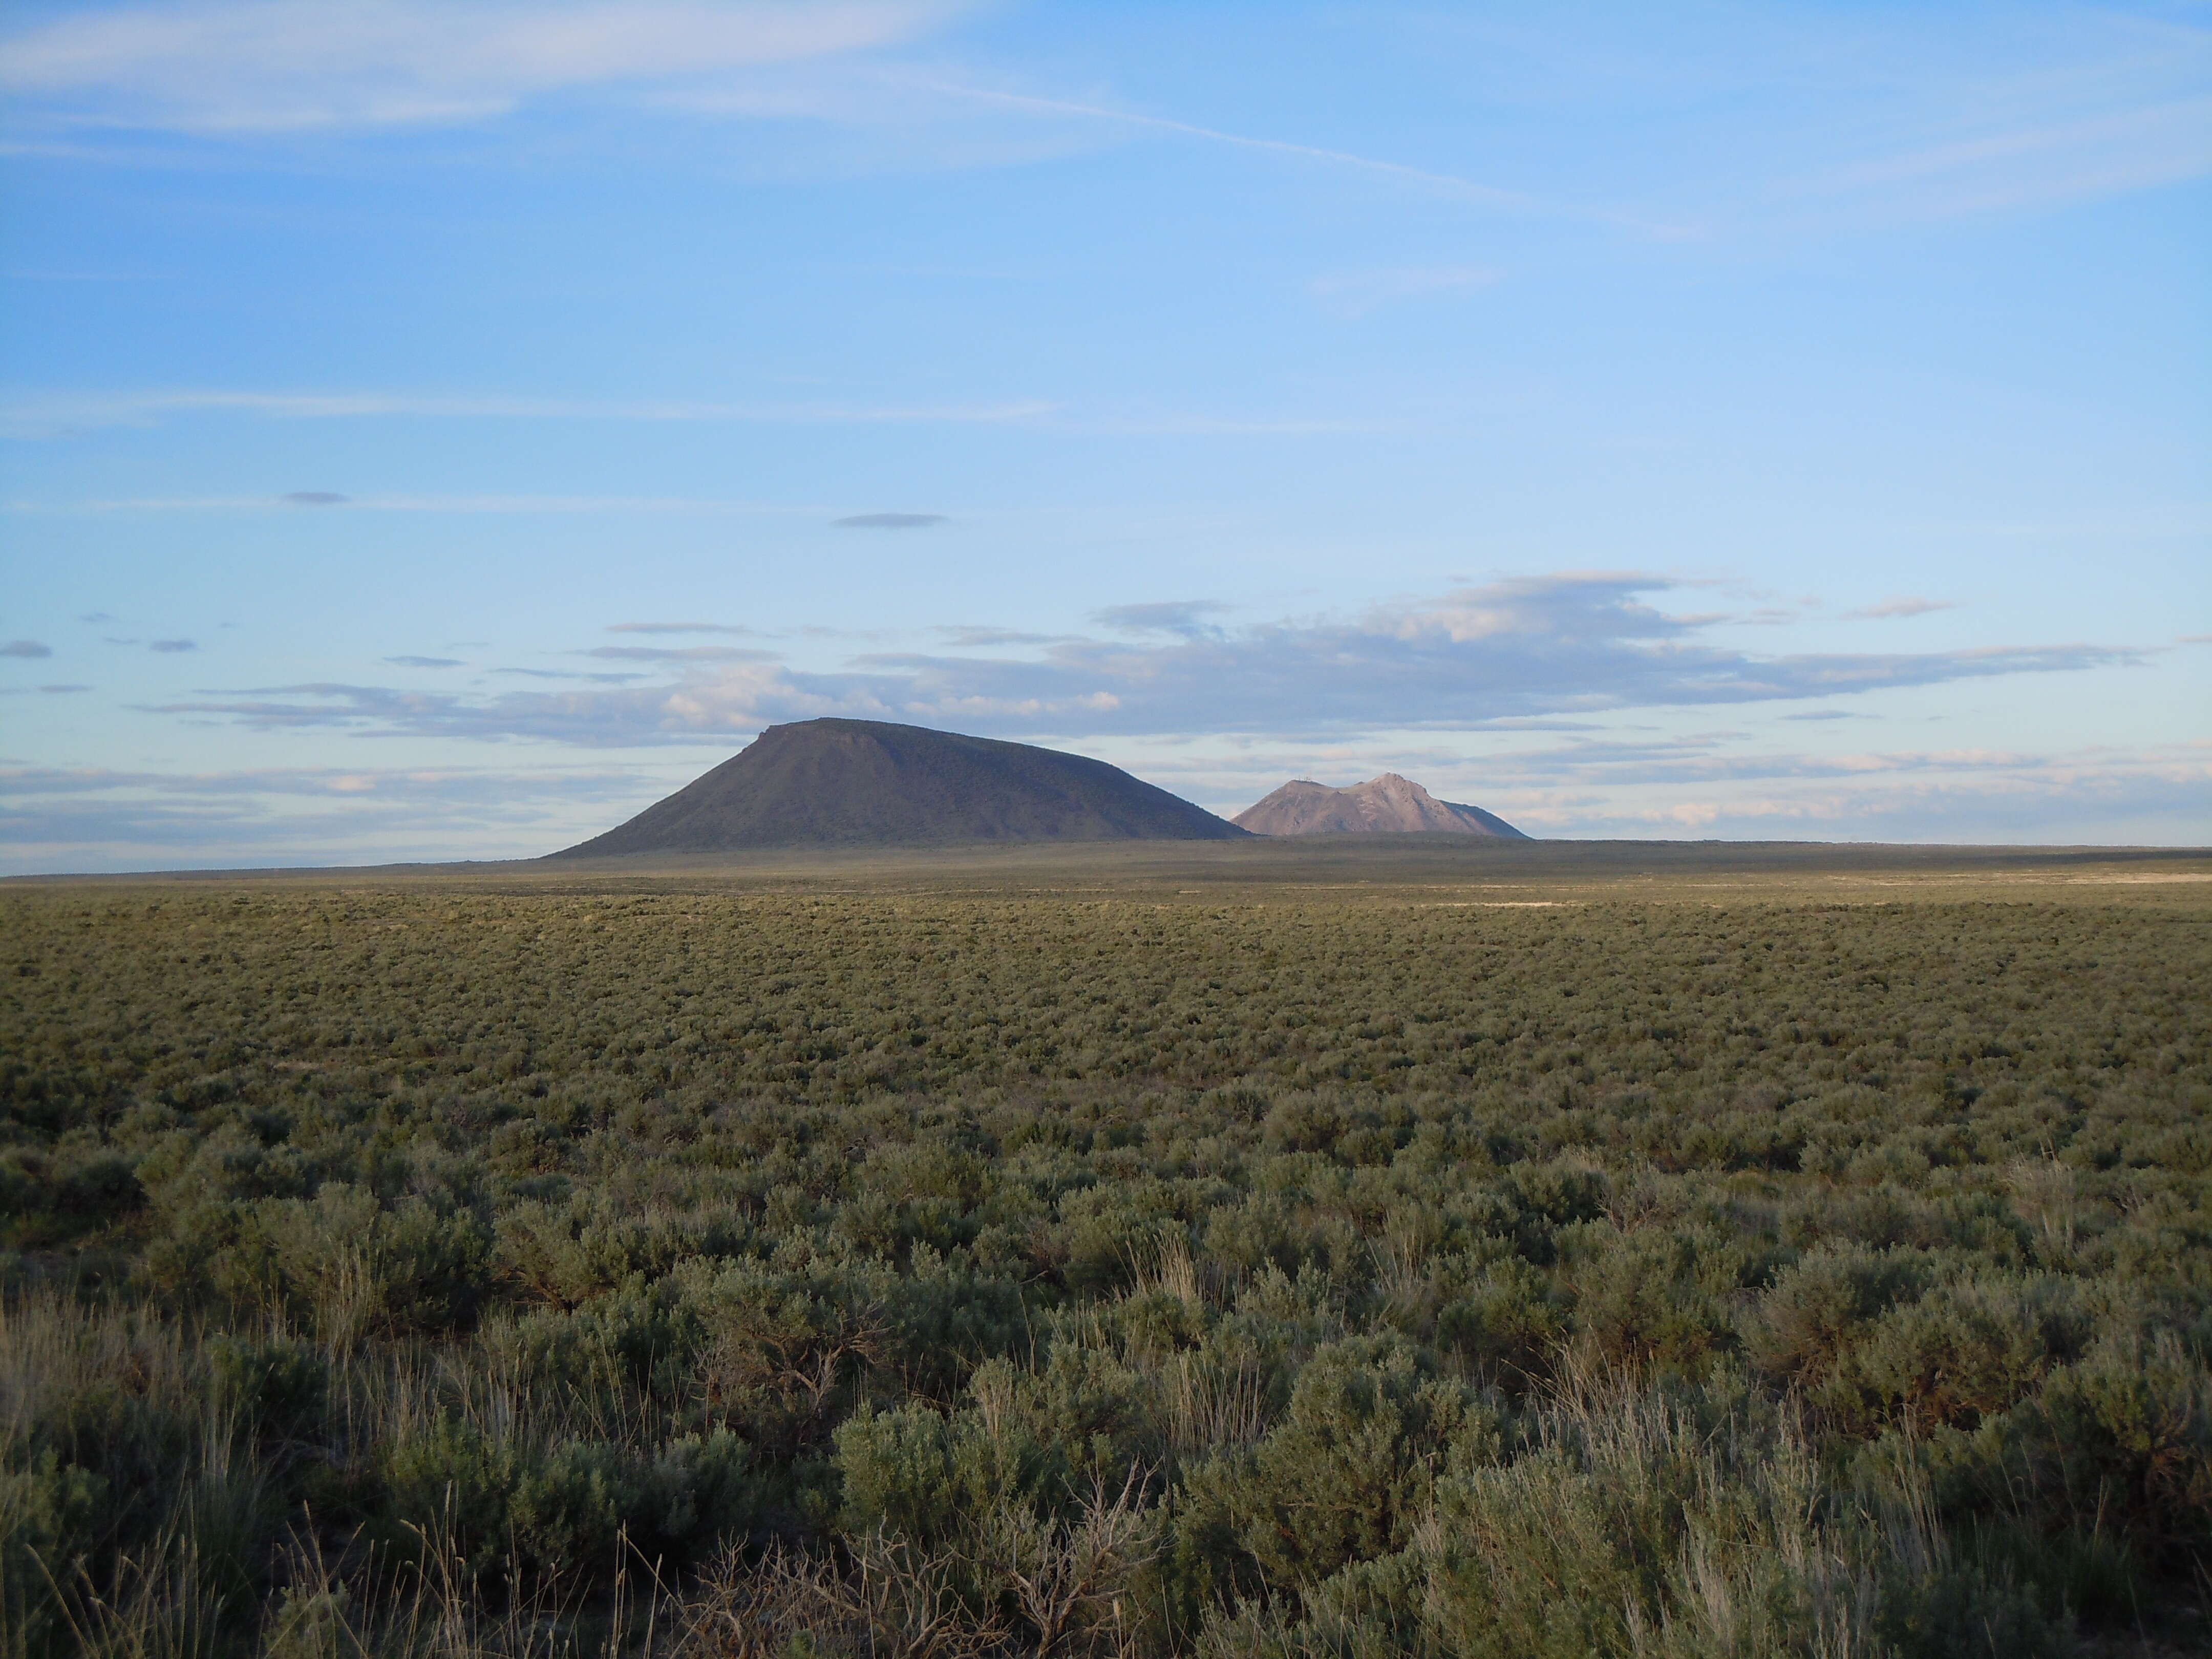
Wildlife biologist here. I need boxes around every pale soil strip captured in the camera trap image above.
[1823,873,2211,887]
[2050,873,2212,884]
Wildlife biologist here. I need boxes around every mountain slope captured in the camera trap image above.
[552,718,1246,856]
[1232,774,1526,838]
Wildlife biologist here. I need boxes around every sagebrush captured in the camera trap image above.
[3,876,2206,1655]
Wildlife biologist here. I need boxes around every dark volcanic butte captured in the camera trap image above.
[552,718,1247,856]
[1233,774,1527,837]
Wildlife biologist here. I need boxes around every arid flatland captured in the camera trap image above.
[3,841,2208,1656]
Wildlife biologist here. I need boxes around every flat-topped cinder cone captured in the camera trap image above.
[1233,773,1527,838]
[551,717,1248,856]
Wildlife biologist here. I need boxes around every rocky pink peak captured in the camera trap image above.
[1231,773,1526,837]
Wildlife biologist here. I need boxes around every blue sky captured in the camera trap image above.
[2,0,2207,870]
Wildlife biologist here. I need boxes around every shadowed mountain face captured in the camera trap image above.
[552,718,1247,856]
[1233,774,1527,838]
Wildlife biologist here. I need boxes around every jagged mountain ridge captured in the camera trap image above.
[551,718,1247,856]
[1232,773,1526,838]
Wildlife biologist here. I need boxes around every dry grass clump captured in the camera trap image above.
[673,1470,1151,1659]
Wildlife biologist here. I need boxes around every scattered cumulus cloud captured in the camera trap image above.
[834,512,947,528]
[77,611,114,623]
[1782,710,1869,721]
[0,762,652,801]
[136,573,2142,749]
[282,490,348,505]
[1092,600,1229,639]
[937,625,1066,648]
[0,761,679,875]
[1851,595,1956,619]
[385,654,464,668]
[1140,732,2212,846]
[607,621,757,635]
[1,640,52,657]
[8,737,2198,873]
[1487,743,2212,843]
[149,638,197,652]
[38,684,92,694]
[581,645,774,663]
[493,668,650,683]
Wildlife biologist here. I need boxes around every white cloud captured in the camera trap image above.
[581,645,773,663]
[0,1,964,132]
[935,626,1068,648]
[607,622,758,636]
[1506,744,2212,844]
[5,2,2198,244]
[135,574,2142,748]
[1850,596,1956,620]
[1091,601,1228,639]
[12,731,2196,874]
[0,761,675,873]
[1131,732,2211,846]
[906,78,1607,218]
[1798,95,2212,223]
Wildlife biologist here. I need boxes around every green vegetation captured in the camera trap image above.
[3,854,2208,1656]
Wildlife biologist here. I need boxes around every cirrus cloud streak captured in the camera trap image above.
[0,1,965,133]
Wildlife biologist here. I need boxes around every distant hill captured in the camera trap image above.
[1233,774,1526,838]
[552,718,1247,856]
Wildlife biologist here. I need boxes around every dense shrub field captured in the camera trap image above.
[2,876,2207,1656]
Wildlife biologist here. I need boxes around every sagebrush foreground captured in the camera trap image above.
[3,860,2207,1655]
